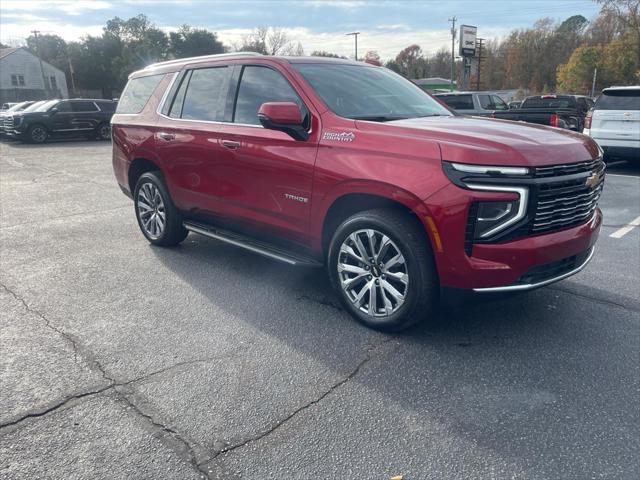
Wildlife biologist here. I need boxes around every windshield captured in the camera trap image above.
[5,102,29,113]
[294,64,452,121]
[34,100,60,112]
[22,101,49,112]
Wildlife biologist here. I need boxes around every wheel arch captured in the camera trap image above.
[317,183,439,258]
[128,157,162,194]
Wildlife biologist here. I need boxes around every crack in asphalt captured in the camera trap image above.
[0,282,235,480]
[207,336,394,465]
[114,388,211,479]
[547,285,638,312]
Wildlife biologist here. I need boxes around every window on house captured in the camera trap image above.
[50,76,57,90]
[11,74,25,87]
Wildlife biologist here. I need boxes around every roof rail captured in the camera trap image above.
[144,51,263,70]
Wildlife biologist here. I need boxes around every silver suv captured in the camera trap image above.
[434,92,509,116]
[584,86,639,162]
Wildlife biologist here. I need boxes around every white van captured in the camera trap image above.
[583,86,640,162]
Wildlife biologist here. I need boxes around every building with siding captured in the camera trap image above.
[0,47,68,104]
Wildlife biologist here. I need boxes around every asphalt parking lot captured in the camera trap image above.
[1,139,638,480]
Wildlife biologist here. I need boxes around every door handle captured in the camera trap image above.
[220,139,240,150]
[157,132,175,141]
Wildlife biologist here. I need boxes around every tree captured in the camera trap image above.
[169,25,225,58]
[311,51,345,58]
[363,50,381,66]
[556,45,601,92]
[394,44,426,78]
[237,27,295,55]
[596,1,640,66]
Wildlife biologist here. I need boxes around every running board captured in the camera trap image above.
[183,221,323,267]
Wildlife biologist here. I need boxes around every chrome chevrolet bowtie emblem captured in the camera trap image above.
[585,172,599,188]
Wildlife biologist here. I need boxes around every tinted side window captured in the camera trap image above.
[96,101,116,112]
[478,95,492,110]
[492,95,508,111]
[439,95,473,110]
[55,101,72,113]
[181,67,229,121]
[168,71,192,118]
[234,66,307,125]
[116,74,164,114]
[72,101,98,112]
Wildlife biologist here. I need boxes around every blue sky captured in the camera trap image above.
[0,0,602,59]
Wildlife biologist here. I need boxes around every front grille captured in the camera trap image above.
[515,248,592,285]
[533,158,601,178]
[529,161,605,235]
[4,116,15,131]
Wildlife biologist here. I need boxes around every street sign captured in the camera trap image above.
[459,25,477,57]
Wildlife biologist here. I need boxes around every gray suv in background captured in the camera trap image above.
[434,92,509,116]
[583,86,640,162]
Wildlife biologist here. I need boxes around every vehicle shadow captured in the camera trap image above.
[150,235,637,473]
[0,138,110,148]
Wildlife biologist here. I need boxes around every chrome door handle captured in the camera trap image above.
[221,139,240,150]
[158,132,175,141]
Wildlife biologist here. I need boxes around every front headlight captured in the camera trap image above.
[474,201,518,239]
[465,184,528,239]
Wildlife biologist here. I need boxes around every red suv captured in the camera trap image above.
[112,53,604,331]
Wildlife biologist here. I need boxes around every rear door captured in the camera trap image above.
[216,63,319,242]
[69,100,101,133]
[591,89,640,143]
[154,66,232,215]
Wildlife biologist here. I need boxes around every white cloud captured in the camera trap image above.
[1,1,111,16]
[0,21,104,44]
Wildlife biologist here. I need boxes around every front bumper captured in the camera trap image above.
[424,176,603,291]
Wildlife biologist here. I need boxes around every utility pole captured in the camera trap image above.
[31,30,50,98]
[346,32,360,61]
[476,38,484,91]
[591,67,598,98]
[448,17,457,91]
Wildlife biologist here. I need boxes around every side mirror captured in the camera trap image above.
[258,102,308,141]
[50,107,58,115]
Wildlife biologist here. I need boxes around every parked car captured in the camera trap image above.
[433,92,510,116]
[5,98,117,143]
[0,101,36,136]
[1,102,19,111]
[508,100,522,109]
[493,94,593,131]
[112,53,604,331]
[583,86,639,162]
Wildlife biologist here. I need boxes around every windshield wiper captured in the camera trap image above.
[348,115,408,122]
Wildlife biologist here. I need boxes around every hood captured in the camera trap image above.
[357,115,600,167]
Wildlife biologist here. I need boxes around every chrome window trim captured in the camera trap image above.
[156,66,315,133]
[473,247,595,293]
[465,183,529,238]
[451,162,529,176]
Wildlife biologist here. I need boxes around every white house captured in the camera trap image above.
[0,47,68,104]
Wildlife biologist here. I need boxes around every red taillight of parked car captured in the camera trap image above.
[584,110,593,130]
[549,113,559,127]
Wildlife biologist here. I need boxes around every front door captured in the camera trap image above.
[217,64,320,242]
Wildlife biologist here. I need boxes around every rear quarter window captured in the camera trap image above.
[438,95,474,110]
[596,90,640,110]
[116,74,164,114]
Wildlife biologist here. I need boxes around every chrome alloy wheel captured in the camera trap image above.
[137,182,166,239]
[337,229,409,317]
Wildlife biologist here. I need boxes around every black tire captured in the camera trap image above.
[134,172,188,247]
[27,124,48,144]
[95,122,111,141]
[327,208,438,331]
